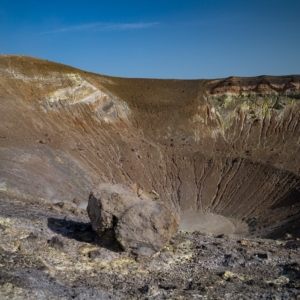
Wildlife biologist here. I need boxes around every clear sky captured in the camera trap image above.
[1,0,300,79]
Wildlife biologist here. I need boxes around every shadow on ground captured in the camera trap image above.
[47,217,122,252]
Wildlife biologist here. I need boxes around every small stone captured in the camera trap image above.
[255,252,269,259]
[216,234,228,239]
[87,248,118,262]
[284,233,293,240]
[0,224,6,232]
[285,240,300,249]
[72,208,80,216]
[48,236,64,251]
[50,205,62,212]
[222,270,235,281]
[72,197,81,206]
[129,183,138,195]
[239,239,252,247]
[53,201,74,211]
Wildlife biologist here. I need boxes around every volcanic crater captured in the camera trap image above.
[0,55,300,299]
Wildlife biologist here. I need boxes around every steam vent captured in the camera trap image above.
[1,55,300,299]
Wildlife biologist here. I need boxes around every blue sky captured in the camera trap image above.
[1,0,300,79]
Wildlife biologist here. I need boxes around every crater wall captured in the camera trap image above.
[1,55,299,237]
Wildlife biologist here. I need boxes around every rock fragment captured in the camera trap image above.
[48,236,64,251]
[72,197,81,206]
[87,183,180,256]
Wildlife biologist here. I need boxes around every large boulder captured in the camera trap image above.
[87,183,180,256]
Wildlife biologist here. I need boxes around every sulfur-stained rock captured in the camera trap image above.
[87,183,180,256]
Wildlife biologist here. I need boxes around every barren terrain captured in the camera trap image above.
[0,55,300,299]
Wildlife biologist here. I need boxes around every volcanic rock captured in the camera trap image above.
[87,183,180,255]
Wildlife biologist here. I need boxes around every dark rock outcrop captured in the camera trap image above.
[87,183,180,255]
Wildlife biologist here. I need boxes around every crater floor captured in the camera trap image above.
[179,210,249,237]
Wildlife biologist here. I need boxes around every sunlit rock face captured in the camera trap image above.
[0,55,300,238]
